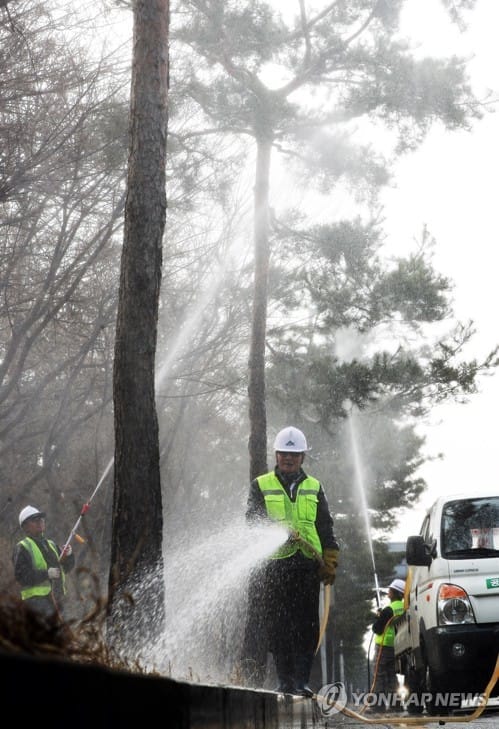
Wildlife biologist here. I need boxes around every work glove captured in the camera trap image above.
[61,544,72,558]
[318,548,339,585]
[47,567,61,580]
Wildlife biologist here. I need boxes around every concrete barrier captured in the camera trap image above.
[0,650,318,727]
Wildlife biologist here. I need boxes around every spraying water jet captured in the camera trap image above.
[343,399,382,608]
[60,249,244,557]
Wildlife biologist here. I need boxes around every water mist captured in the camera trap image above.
[70,215,258,676]
[147,519,289,684]
[344,400,381,606]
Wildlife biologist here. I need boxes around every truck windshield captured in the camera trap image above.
[442,496,499,558]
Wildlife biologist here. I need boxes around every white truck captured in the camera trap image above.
[393,491,499,714]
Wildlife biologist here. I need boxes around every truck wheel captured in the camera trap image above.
[405,666,424,715]
[424,665,451,716]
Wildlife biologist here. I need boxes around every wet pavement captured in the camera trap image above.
[275,694,499,729]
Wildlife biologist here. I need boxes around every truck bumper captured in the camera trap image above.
[424,623,499,692]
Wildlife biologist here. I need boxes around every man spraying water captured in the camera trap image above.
[13,505,75,623]
[241,426,340,697]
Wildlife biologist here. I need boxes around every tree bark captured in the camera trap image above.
[108,0,169,648]
[248,136,272,481]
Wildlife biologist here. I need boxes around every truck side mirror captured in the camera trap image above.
[406,535,432,567]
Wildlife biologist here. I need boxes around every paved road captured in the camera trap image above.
[323,712,499,729]
[320,711,499,729]
[276,696,499,729]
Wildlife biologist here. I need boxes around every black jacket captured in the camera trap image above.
[12,535,75,601]
[372,605,395,635]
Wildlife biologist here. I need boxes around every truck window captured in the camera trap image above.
[441,496,499,558]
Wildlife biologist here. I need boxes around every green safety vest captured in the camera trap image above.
[19,536,66,600]
[257,471,322,559]
[375,598,405,647]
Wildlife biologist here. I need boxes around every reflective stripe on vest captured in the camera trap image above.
[19,537,65,600]
[375,599,405,647]
[257,471,322,559]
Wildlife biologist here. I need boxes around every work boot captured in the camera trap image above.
[294,684,314,698]
[294,653,314,697]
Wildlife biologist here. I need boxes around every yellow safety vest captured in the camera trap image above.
[375,598,405,647]
[257,471,322,559]
[19,536,66,600]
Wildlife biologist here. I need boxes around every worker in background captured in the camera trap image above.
[13,505,75,622]
[370,578,406,712]
[241,426,340,697]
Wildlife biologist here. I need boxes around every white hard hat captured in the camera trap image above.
[273,426,309,453]
[388,578,406,594]
[19,505,45,527]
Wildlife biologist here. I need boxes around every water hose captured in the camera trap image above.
[314,651,499,725]
[362,613,397,714]
[291,531,325,566]
[316,582,330,656]
[289,532,331,655]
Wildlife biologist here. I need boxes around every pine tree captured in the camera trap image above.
[174,0,485,479]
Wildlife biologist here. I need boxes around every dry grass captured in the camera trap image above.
[0,568,145,674]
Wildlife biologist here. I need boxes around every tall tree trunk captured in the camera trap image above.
[108,0,169,650]
[248,137,272,481]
